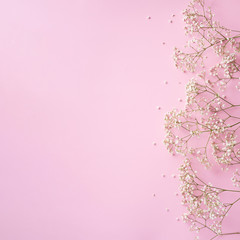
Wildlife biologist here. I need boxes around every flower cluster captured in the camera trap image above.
[212,131,237,165]
[179,159,227,236]
[173,47,200,72]
[231,169,240,188]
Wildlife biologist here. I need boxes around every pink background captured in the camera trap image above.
[0,0,240,239]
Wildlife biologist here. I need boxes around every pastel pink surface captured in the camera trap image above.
[0,0,239,239]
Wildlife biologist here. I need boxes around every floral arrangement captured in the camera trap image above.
[164,0,240,239]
